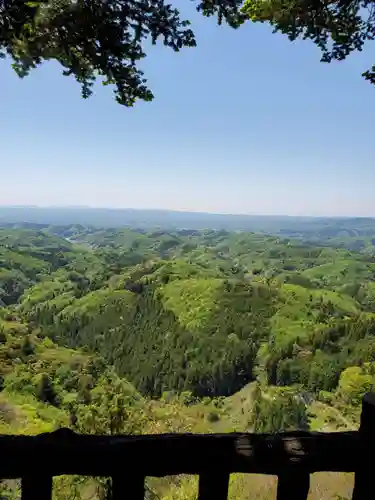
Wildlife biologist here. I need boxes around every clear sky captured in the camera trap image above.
[0,3,374,217]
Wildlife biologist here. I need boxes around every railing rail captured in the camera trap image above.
[1,392,375,500]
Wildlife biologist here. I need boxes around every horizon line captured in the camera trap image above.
[0,204,374,220]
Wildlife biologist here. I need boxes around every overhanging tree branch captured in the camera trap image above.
[0,0,244,105]
[0,0,373,106]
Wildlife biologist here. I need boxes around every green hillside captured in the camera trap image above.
[1,222,375,499]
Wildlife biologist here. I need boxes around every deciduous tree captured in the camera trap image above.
[242,0,375,85]
[0,0,242,106]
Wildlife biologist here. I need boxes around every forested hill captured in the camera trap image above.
[2,223,375,398]
[1,222,375,498]
[2,207,375,250]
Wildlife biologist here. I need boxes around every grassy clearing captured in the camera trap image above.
[160,278,222,330]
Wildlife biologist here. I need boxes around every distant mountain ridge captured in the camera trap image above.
[0,205,374,234]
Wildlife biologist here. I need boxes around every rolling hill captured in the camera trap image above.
[1,222,375,498]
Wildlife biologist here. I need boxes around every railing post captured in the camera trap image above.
[352,392,375,500]
[21,476,52,500]
[112,473,145,500]
[277,471,310,500]
[198,471,230,500]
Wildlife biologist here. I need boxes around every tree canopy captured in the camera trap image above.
[242,0,375,84]
[1,0,374,107]
[0,0,243,106]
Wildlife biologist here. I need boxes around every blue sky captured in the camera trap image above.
[0,3,374,217]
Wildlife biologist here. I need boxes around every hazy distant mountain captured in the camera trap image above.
[0,205,314,230]
[0,205,374,238]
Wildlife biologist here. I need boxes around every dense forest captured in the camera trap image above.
[1,219,375,498]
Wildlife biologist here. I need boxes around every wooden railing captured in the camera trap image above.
[2,393,375,500]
